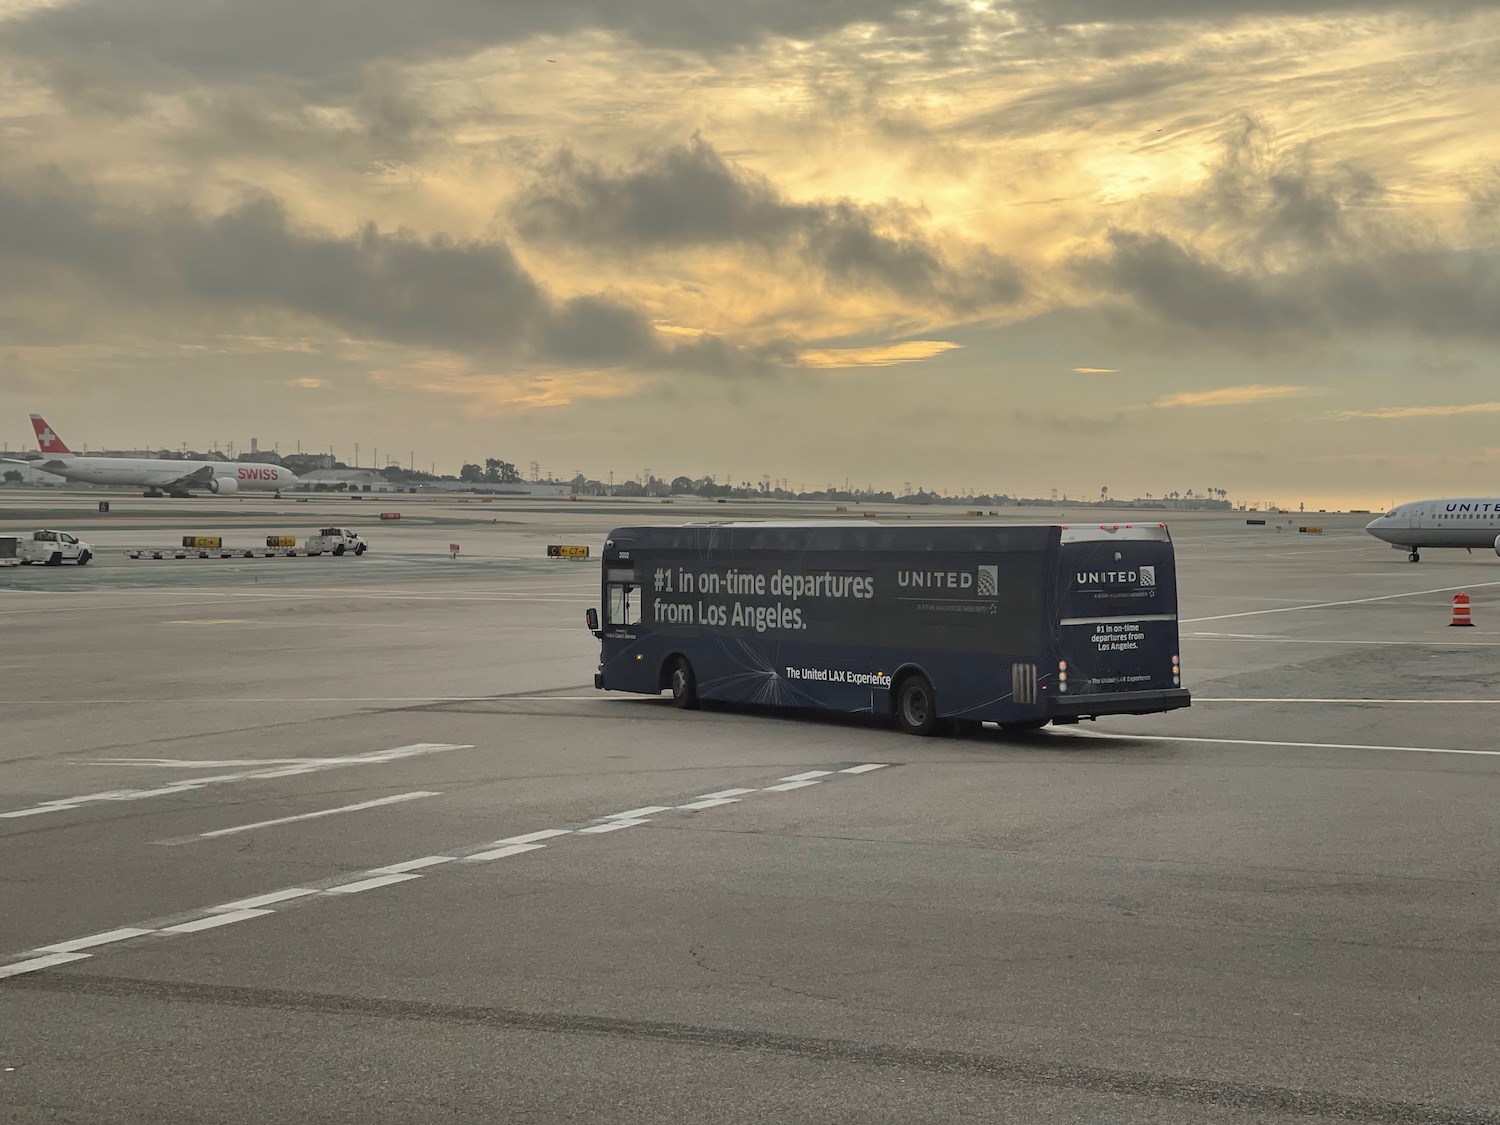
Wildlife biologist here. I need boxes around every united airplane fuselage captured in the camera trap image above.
[1365,498,1500,562]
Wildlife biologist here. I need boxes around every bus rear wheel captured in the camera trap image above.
[896,674,939,736]
[668,657,698,710]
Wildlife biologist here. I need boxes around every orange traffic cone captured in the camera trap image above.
[1450,593,1475,627]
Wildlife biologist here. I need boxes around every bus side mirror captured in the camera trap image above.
[585,607,600,635]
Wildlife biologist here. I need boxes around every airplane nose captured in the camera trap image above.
[1365,516,1384,530]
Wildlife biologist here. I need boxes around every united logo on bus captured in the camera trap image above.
[977,565,998,597]
[1139,565,1156,587]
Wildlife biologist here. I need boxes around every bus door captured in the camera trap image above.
[1056,527,1180,697]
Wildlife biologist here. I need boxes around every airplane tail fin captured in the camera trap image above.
[29,414,71,455]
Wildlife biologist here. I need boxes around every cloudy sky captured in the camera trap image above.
[1,0,1497,505]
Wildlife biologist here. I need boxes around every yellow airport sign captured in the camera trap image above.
[181,536,222,549]
[266,535,297,548]
[547,544,590,559]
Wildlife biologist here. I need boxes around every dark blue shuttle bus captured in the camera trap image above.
[586,522,1190,735]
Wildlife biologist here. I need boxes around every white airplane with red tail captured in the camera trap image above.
[5,415,298,497]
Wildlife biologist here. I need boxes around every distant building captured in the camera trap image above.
[296,469,403,493]
[420,481,572,498]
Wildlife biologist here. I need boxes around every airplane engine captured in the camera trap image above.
[208,476,239,495]
[1494,534,1500,558]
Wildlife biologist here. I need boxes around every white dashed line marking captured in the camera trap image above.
[35,928,155,954]
[208,889,319,912]
[601,806,673,820]
[161,908,273,934]
[494,829,574,845]
[0,953,91,979]
[576,818,651,834]
[677,797,740,811]
[464,842,548,862]
[371,856,455,875]
[0,763,896,979]
[325,874,422,895]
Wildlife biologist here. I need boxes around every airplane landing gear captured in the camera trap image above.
[143,488,164,498]
[1408,550,1421,563]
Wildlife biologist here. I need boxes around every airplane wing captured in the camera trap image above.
[1,457,68,473]
[152,465,216,492]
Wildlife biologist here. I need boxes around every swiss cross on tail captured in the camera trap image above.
[29,414,70,454]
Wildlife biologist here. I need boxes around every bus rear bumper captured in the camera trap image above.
[1046,688,1191,720]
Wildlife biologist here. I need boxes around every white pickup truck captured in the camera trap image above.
[14,529,94,566]
[304,527,368,556]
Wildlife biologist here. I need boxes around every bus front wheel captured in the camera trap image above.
[667,657,698,710]
[896,674,939,736]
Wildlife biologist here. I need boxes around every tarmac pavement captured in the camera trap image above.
[2,496,1498,1123]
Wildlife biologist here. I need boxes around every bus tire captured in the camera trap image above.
[667,657,698,710]
[896,673,939,736]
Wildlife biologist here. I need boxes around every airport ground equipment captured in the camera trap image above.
[588,522,1190,735]
[15,529,92,566]
[0,536,18,566]
[1451,593,1475,627]
[304,527,368,556]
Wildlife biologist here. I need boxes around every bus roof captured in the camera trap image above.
[604,522,1173,553]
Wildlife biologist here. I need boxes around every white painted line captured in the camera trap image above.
[36,928,155,953]
[0,745,468,820]
[697,788,757,799]
[1194,697,1500,705]
[371,856,455,874]
[575,818,650,834]
[324,873,422,895]
[779,771,835,782]
[161,908,274,933]
[1183,579,1500,624]
[0,952,91,979]
[1190,633,1500,647]
[600,806,673,820]
[1078,730,1500,758]
[494,829,573,845]
[763,780,822,792]
[839,764,890,774]
[464,842,548,862]
[0,806,71,819]
[677,797,741,811]
[190,791,439,841]
[208,889,318,912]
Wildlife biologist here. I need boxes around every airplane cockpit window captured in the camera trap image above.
[1384,509,1399,518]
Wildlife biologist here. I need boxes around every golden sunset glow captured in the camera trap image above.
[0,1,1496,504]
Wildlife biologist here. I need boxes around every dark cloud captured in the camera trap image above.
[513,138,1023,310]
[1083,124,1500,346]
[4,0,937,100]
[0,177,789,374]
[1015,0,1500,25]
[1093,234,1500,342]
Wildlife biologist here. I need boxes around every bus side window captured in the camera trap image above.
[608,583,641,626]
